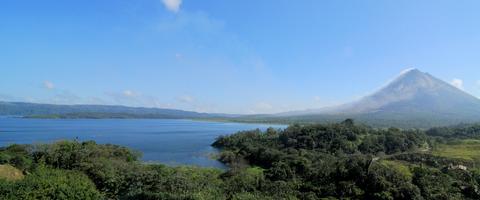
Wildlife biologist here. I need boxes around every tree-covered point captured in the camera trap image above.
[1,120,480,199]
[213,119,427,160]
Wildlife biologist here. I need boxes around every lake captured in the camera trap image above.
[0,118,286,168]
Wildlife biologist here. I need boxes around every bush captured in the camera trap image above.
[0,166,103,200]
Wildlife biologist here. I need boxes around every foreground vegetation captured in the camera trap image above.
[2,120,480,199]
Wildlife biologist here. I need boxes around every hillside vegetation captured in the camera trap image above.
[1,120,480,199]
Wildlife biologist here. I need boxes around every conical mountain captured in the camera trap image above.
[333,68,480,116]
[276,69,480,127]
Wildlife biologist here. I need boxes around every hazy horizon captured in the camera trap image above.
[2,1,480,114]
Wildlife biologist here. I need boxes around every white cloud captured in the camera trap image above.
[400,67,417,75]
[50,90,83,104]
[450,78,464,90]
[85,97,108,105]
[43,81,55,90]
[177,95,195,103]
[123,90,137,97]
[247,102,275,114]
[157,11,225,34]
[104,90,176,109]
[162,0,182,13]
[311,96,341,108]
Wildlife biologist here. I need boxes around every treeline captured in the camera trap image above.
[2,120,480,199]
[427,123,480,139]
[230,114,474,129]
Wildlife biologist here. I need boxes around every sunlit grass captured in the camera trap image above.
[433,139,480,163]
[380,160,413,180]
[0,164,24,181]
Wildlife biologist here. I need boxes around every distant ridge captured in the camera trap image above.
[0,101,237,119]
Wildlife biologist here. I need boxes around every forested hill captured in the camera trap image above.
[0,101,235,119]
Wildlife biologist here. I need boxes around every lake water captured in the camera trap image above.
[0,118,286,168]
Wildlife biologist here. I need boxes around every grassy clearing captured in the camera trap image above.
[380,160,413,180]
[0,164,24,181]
[432,139,480,163]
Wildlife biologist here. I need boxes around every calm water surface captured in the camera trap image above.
[0,118,286,168]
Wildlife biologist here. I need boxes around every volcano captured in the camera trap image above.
[277,69,480,127]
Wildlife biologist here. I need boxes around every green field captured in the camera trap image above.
[379,160,413,180]
[432,139,480,164]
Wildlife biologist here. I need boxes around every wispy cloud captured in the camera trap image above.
[312,95,340,107]
[0,94,24,102]
[43,81,55,90]
[400,67,417,75]
[105,90,171,108]
[123,90,137,97]
[157,11,225,34]
[162,0,182,13]
[106,90,142,106]
[450,78,464,90]
[177,95,195,103]
[49,90,82,104]
[247,102,275,114]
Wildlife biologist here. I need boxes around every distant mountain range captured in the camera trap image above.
[2,69,480,128]
[0,102,236,119]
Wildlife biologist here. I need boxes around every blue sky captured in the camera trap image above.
[1,0,480,114]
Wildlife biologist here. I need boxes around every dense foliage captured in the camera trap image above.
[213,120,480,199]
[0,140,285,199]
[0,166,103,200]
[427,123,480,139]
[1,119,480,199]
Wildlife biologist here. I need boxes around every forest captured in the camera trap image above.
[2,119,480,199]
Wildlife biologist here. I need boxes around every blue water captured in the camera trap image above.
[0,118,286,168]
